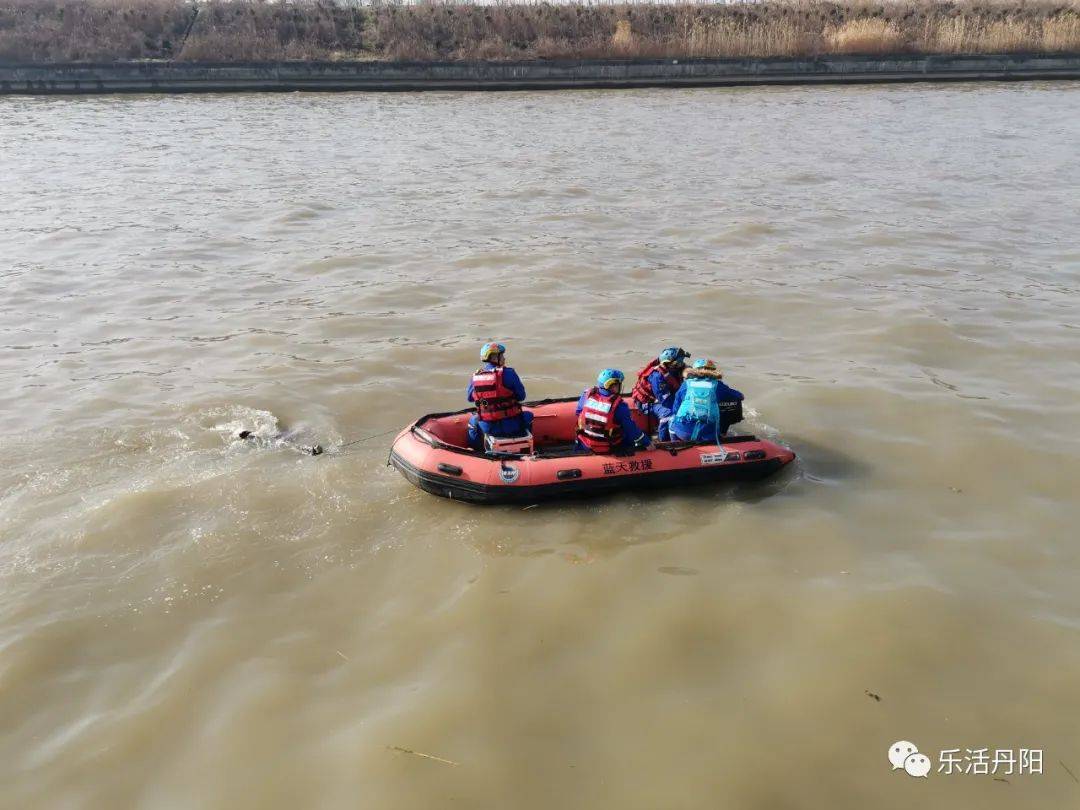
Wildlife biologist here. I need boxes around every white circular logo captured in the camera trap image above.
[499,465,519,484]
[889,741,918,770]
[904,753,932,778]
[889,741,932,778]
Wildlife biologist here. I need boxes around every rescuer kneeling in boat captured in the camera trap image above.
[467,342,532,451]
[576,369,652,454]
[670,359,745,443]
[631,346,690,442]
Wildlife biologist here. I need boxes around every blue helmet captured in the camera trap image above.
[692,358,717,371]
[659,346,690,365]
[597,368,624,391]
[480,342,506,362]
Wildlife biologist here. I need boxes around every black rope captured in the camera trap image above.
[335,427,400,451]
[338,427,399,449]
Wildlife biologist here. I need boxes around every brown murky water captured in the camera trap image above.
[2,84,1079,809]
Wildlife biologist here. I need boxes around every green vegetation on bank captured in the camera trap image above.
[2,0,1079,63]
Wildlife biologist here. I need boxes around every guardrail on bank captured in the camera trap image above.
[2,53,1079,95]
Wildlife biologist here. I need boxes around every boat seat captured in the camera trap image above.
[485,432,534,456]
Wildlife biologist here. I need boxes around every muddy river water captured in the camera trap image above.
[2,83,1079,808]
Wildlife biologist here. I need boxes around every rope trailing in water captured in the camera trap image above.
[337,427,400,450]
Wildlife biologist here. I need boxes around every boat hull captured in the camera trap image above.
[388,398,796,505]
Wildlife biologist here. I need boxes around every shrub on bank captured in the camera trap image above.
[0,0,190,61]
[178,0,367,61]
[1,0,1079,64]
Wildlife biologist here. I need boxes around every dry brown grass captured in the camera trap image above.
[0,0,190,61]
[826,18,906,54]
[610,17,634,54]
[178,0,367,61]
[927,9,1080,53]
[1042,14,1080,50]
[367,1,1080,61]
[1,0,1079,64]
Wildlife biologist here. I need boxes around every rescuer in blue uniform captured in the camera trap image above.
[467,342,532,451]
[631,346,690,441]
[670,359,745,443]
[576,369,652,454]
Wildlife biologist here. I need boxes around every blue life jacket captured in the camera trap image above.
[674,377,721,440]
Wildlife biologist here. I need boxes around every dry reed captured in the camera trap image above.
[826,18,906,54]
[1,0,1079,64]
[0,0,190,61]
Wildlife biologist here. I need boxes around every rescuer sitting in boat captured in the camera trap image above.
[467,342,533,451]
[576,369,652,454]
[670,359,745,443]
[631,346,690,441]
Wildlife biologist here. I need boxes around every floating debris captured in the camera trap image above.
[237,429,322,456]
[658,566,699,576]
[387,746,459,766]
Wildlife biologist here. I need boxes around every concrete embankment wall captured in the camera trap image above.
[2,53,1079,95]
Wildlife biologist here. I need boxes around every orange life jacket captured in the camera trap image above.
[577,388,623,454]
[471,366,523,422]
[631,358,681,405]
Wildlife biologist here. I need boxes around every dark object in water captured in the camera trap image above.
[237,429,322,456]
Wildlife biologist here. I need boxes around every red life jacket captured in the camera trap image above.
[471,366,523,422]
[577,388,623,454]
[631,358,681,405]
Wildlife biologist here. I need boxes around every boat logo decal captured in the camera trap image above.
[601,459,654,475]
[499,465,520,484]
[700,450,731,465]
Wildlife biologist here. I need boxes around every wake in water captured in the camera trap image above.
[236,430,323,456]
[209,407,324,456]
[0,403,378,581]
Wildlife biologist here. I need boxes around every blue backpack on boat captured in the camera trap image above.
[675,377,721,440]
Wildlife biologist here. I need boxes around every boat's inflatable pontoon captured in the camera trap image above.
[389,397,795,504]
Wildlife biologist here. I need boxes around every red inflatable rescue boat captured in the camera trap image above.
[389,397,795,505]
